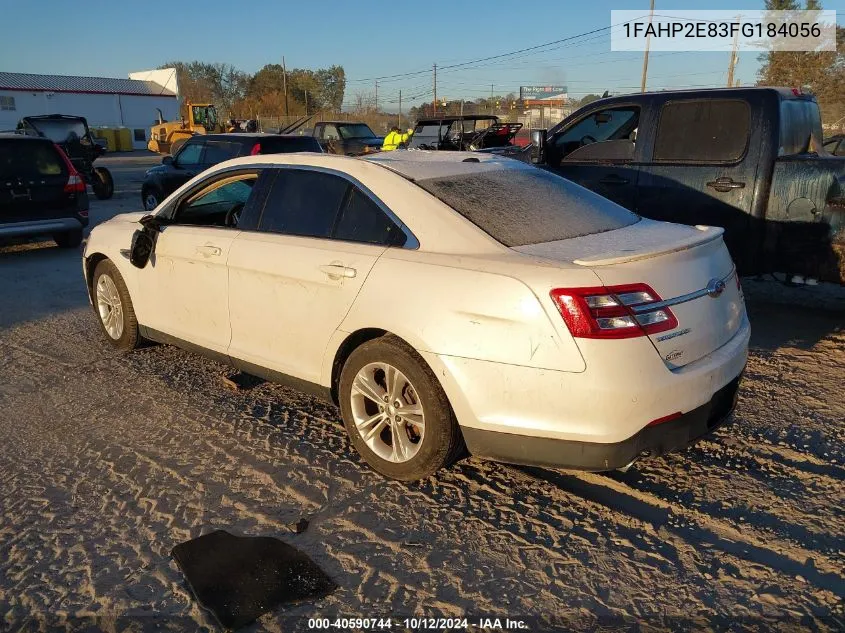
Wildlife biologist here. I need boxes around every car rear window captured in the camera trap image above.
[258,137,322,154]
[654,99,750,162]
[0,139,66,179]
[415,167,639,247]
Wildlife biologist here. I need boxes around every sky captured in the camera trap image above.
[1,0,843,111]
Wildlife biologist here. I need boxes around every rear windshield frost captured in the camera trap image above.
[415,168,639,247]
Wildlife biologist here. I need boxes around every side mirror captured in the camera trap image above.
[129,230,154,269]
[530,129,547,164]
[162,155,174,165]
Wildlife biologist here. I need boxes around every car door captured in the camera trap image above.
[139,168,267,354]
[227,167,407,384]
[544,104,642,210]
[635,98,760,262]
[163,140,206,195]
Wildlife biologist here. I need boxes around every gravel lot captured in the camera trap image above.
[0,153,843,631]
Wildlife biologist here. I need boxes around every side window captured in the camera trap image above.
[175,142,203,166]
[322,124,340,140]
[172,173,259,228]
[202,141,240,164]
[552,106,639,163]
[654,100,750,162]
[335,187,406,246]
[258,169,349,238]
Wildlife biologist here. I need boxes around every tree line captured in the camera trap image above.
[757,0,845,127]
[161,61,346,119]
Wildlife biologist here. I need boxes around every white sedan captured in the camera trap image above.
[82,151,749,480]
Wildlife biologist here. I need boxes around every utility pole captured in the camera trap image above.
[375,80,379,112]
[399,90,402,129]
[490,84,494,113]
[640,0,655,93]
[727,15,740,87]
[305,89,308,116]
[282,56,289,117]
[433,64,437,115]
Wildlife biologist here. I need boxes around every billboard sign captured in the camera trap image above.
[519,85,568,100]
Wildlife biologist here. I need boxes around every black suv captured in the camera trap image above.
[0,134,89,248]
[140,133,323,211]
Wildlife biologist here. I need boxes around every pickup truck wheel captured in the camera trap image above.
[339,335,465,480]
[92,259,140,351]
[54,229,83,248]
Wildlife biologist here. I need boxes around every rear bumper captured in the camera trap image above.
[461,374,742,470]
[0,217,86,239]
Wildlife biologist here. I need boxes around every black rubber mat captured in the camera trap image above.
[171,530,337,630]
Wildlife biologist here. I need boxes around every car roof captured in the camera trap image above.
[0,132,53,142]
[318,121,370,125]
[193,133,315,142]
[364,150,528,180]
[415,115,499,123]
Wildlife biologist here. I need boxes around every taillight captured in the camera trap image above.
[54,143,86,193]
[250,143,261,155]
[64,174,86,194]
[78,209,89,218]
[550,283,678,339]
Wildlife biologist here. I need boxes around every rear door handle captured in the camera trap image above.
[599,175,629,186]
[196,245,222,257]
[706,177,745,192]
[319,263,357,280]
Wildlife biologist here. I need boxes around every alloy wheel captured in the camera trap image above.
[350,362,425,463]
[96,274,124,340]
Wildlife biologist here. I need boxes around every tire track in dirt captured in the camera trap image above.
[512,466,844,602]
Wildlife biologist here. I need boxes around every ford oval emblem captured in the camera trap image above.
[706,278,726,298]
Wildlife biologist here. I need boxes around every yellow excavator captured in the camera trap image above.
[147,102,226,155]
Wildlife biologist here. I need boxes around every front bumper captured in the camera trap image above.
[460,374,742,470]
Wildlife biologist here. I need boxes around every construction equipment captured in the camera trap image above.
[147,102,225,155]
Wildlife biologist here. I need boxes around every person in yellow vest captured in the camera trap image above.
[402,127,414,147]
[382,126,403,151]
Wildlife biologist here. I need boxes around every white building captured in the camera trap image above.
[0,69,179,150]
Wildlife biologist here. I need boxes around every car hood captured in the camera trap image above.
[145,164,168,176]
[107,211,147,224]
[348,137,384,146]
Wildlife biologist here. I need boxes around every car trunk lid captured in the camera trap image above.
[515,219,746,369]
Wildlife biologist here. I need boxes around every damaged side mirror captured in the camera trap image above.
[129,230,154,269]
[129,214,163,269]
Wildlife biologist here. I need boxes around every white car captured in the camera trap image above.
[82,151,749,480]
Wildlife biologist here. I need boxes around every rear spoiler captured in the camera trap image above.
[573,225,724,266]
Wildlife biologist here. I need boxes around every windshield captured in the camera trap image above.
[192,105,218,130]
[338,124,376,139]
[23,119,91,145]
[415,167,639,247]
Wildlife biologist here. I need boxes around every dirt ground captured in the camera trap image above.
[0,154,843,632]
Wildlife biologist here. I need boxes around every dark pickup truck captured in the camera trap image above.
[312,121,383,155]
[524,87,845,282]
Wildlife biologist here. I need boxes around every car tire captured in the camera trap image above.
[92,259,140,351]
[141,185,163,211]
[92,167,114,200]
[339,335,465,480]
[54,229,83,248]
